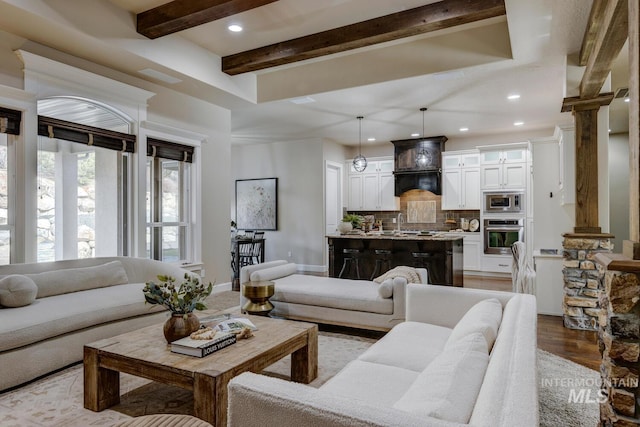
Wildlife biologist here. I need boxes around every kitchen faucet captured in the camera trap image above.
[397,212,403,231]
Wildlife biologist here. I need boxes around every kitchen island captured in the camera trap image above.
[327,233,463,286]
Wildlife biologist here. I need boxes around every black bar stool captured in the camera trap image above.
[370,249,392,280]
[339,248,362,279]
[411,252,439,284]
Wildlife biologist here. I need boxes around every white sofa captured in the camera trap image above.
[0,256,196,391]
[228,284,538,427]
[240,260,428,331]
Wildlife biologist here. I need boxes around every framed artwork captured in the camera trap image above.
[235,178,278,230]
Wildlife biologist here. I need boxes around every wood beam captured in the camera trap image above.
[221,0,506,75]
[561,92,614,113]
[580,0,629,98]
[573,106,601,234]
[137,0,279,39]
[630,0,640,243]
[579,0,608,66]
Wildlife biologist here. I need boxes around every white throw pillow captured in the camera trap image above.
[378,278,394,298]
[0,274,38,307]
[250,263,297,282]
[445,298,502,352]
[26,261,129,298]
[393,332,489,423]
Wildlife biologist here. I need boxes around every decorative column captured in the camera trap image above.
[562,233,613,330]
[596,254,640,426]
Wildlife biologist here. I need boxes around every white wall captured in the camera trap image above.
[231,139,325,270]
[609,133,630,251]
[531,138,575,251]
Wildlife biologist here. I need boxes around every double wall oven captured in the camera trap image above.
[483,191,525,255]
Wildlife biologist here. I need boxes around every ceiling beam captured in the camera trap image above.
[137,0,279,39]
[579,0,629,98]
[579,0,608,66]
[221,0,506,75]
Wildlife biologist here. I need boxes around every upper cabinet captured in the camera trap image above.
[442,150,481,210]
[347,158,397,211]
[480,147,527,190]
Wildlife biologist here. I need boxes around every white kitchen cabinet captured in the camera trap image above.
[442,151,480,210]
[447,232,482,271]
[533,251,563,315]
[347,157,396,210]
[480,148,527,190]
[482,254,512,274]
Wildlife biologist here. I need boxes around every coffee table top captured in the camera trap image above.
[85,309,316,375]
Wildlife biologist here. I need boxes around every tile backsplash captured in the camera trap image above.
[346,189,480,232]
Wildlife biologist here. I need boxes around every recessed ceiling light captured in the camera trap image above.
[228,24,243,32]
[507,94,521,100]
[608,129,612,133]
[289,96,315,104]
[459,127,469,132]
[367,137,376,142]
[625,97,630,103]
[411,133,420,137]
[513,121,524,126]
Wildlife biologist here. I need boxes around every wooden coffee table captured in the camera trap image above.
[84,311,318,426]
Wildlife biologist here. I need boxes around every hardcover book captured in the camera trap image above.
[170,332,237,357]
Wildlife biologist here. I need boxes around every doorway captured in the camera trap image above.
[325,161,343,267]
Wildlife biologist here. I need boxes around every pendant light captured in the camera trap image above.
[352,116,367,172]
[415,107,432,168]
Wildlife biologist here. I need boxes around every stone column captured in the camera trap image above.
[596,253,640,426]
[563,233,614,330]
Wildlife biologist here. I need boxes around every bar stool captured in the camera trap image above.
[339,248,362,279]
[370,249,393,280]
[411,252,439,284]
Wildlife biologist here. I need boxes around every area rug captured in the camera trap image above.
[0,333,600,426]
[538,349,600,427]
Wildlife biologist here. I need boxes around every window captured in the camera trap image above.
[146,139,193,263]
[0,106,20,265]
[0,134,12,265]
[36,97,134,261]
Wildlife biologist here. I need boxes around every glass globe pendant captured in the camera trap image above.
[352,116,367,172]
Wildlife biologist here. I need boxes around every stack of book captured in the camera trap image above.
[170,332,236,357]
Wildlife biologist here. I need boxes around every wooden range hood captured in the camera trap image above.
[391,136,447,196]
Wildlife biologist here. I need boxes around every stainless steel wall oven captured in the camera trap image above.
[484,218,524,255]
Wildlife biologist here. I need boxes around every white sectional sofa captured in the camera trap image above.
[240,260,428,331]
[228,284,538,427]
[0,256,196,391]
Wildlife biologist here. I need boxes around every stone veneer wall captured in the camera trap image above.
[562,234,614,330]
[596,254,640,426]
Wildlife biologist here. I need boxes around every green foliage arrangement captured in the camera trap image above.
[342,213,364,228]
[143,273,213,315]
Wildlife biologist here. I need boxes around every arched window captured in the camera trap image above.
[36,97,135,261]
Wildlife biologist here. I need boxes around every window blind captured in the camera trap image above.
[38,115,135,152]
[147,137,194,163]
[0,107,22,135]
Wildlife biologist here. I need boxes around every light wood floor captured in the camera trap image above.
[464,274,600,371]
